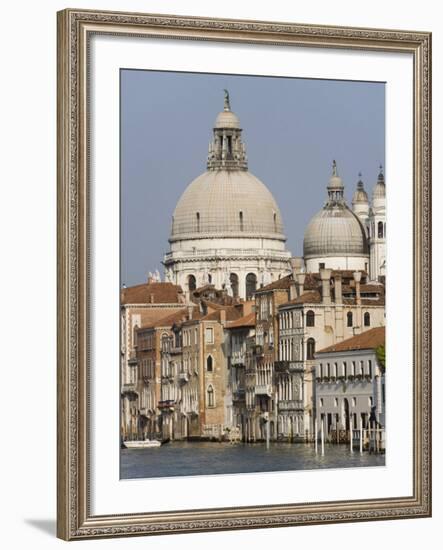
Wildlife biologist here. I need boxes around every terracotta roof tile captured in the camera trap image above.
[256,274,293,293]
[121,282,184,305]
[202,306,242,322]
[316,327,385,354]
[226,312,256,329]
[138,308,189,330]
[279,290,322,308]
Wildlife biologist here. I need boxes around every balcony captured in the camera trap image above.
[178,372,189,383]
[231,351,246,366]
[232,389,246,403]
[121,382,137,395]
[289,362,305,373]
[274,361,289,373]
[170,346,182,355]
[158,400,175,411]
[278,400,303,412]
[254,345,264,357]
[255,384,273,397]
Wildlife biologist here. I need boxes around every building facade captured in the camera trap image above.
[120,280,186,438]
[314,327,386,447]
[277,268,385,439]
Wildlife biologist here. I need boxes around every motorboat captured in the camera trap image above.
[123,439,161,449]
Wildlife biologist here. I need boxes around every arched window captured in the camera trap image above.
[306,310,315,327]
[364,312,371,327]
[207,385,215,407]
[188,275,196,292]
[239,211,244,231]
[208,273,212,284]
[347,311,353,327]
[230,273,239,298]
[307,338,316,360]
[378,221,384,238]
[206,355,213,372]
[273,211,277,232]
[246,273,257,300]
[196,212,200,232]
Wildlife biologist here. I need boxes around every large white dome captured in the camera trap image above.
[164,91,292,299]
[170,170,286,243]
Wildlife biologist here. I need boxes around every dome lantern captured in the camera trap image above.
[326,160,345,203]
[207,90,248,171]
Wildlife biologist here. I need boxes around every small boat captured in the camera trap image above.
[123,439,161,449]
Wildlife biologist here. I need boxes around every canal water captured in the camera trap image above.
[120,441,385,479]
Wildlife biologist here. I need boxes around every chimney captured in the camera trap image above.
[319,268,332,305]
[296,272,306,298]
[290,257,304,275]
[334,273,343,304]
[289,280,297,301]
[353,271,362,306]
[150,294,155,304]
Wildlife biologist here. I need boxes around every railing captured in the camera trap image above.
[233,389,246,402]
[164,249,291,261]
[121,382,137,394]
[158,400,175,411]
[274,361,289,372]
[231,351,246,366]
[255,384,273,397]
[170,346,182,354]
[254,345,264,356]
[289,362,304,373]
[278,400,303,411]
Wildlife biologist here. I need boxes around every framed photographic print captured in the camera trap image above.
[57,8,431,540]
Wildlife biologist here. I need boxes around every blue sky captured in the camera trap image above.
[121,69,385,287]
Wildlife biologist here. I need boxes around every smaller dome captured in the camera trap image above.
[303,205,369,259]
[353,174,369,204]
[214,109,241,129]
[373,166,386,199]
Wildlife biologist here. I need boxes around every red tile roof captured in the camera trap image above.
[121,282,183,305]
[226,312,256,329]
[202,305,242,322]
[316,327,385,354]
[256,274,293,292]
[279,290,322,308]
[138,308,190,331]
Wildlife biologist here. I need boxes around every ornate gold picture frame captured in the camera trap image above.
[57,8,431,540]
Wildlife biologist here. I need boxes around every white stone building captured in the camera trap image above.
[164,91,292,300]
[314,326,386,442]
[352,167,386,281]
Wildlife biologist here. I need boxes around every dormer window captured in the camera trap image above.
[196,212,200,232]
[239,211,244,231]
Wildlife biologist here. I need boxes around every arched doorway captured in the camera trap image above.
[246,273,257,299]
[188,274,196,292]
[230,273,239,298]
[343,398,350,431]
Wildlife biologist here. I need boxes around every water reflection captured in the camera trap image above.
[120,441,385,479]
